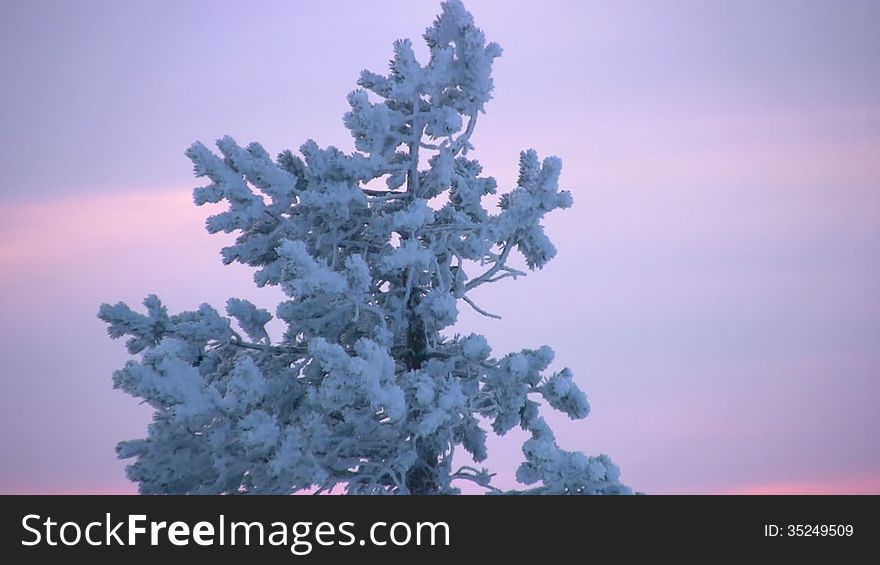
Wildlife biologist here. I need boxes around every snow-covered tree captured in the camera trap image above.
[99,0,630,495]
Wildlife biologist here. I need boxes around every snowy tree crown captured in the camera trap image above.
[99,0,630,495]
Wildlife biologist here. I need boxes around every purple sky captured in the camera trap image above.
[1,0,879,494]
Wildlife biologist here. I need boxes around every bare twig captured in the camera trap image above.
[462,295,501,319]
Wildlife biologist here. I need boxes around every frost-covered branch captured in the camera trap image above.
[462,295,501,319]
[465,241,514,291]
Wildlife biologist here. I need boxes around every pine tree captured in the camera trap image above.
[99,0,630,495]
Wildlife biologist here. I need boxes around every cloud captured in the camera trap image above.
[722,475,880,495]
[0,190,198,269]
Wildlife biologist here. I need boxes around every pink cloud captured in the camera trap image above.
[0,189,199,268]
[10,485,138,496]
[721,475,880,495]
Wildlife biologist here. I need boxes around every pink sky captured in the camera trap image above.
[1,0,879,494]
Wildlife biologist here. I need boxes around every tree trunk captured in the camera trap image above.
[404,438,441,494]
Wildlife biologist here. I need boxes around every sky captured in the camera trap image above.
[1,0,878,494]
